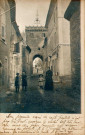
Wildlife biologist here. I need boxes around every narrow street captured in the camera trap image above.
[0,0,81,115]
[0,76,80,113]
[0,1,83,135]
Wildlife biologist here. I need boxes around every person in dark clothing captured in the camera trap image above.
[44,67,53,90]
[22,71,27,91]
[15,73,19,92]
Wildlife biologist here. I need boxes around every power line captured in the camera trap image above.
[0,6,15,16]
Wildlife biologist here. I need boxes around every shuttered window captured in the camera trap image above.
[14,42,20,53]
[2,26,5,38]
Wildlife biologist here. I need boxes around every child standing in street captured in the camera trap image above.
[38,74,45,89]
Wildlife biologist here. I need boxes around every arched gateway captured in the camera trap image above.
[25,26,47,75]
[28,51,44,75]
[33,54,43,74]
[33,54,43,61]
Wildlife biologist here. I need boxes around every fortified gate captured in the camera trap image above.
[25,26,47,75]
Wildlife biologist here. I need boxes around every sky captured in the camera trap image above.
[15,0,50,32]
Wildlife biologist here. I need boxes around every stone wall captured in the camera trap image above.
[64,0,80,96]
[70,5,80,89]
[0,0,11,88]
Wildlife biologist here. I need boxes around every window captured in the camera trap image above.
[44,37,48,46]
[54,32,56,46]
[0,61,2,68]
[57,72,59,76]
[1,7,6,41]
[0,6,6,39]
[56,52,58,58]
[1,25,6,43]
[38,47,40,50]
[42,33,45,37]
[30,33,34,38]
[4,57,8,69]
[2,26,5,38]
[54,12,55,23]
[22,48,25,57]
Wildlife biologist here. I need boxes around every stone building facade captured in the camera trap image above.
[22,44,31,77]
[0,0,12,89]
[0,0,22,89]
[44,0,71,85]
[64,0,80,93]
[25,26,47,76]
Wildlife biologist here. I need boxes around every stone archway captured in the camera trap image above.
[25,48,45,76]
[33,54,43,61]
[32,54,43,75]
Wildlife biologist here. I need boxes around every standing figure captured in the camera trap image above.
[15,73,19,92]
[44,67,53,90]
[22,72,27,91]
[38,74,45,89]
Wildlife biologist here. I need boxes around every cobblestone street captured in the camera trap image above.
[0,76,80,113]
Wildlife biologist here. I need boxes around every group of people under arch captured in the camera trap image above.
[15,67,53,92]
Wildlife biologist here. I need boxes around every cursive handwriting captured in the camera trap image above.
[0,114,84,135]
